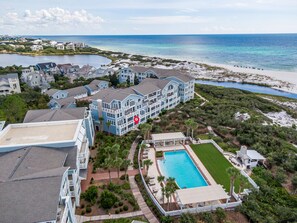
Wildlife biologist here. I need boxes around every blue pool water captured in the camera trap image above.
[157,150,208,189]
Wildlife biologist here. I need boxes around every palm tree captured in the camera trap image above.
[184,119,192,137]
[139,123,152,140]
[166,177,177,209]
[106,120,112,135]
[143,159,153,172]
[157,175,165,204]
[165,185,171,210]
[102,157,113,183]
[111,144,120,159]
[114,157,123,179]
[227,167,240,196]
[238,174,248,195]
[189,120,198,139]
[99,116,104,132]
[122,159,131,181]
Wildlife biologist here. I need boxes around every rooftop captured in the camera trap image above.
[176,185,230,205]
[151,132,186,141]
[246,150,265,160]
[0,120,82,148]
[23,107,86,123]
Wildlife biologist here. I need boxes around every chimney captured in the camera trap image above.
[240,145,247,155]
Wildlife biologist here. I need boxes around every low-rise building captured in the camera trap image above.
[66,42,76,51]
[90,78,181,135]
[56,43,65,50]
[85,79,109,95]
[37,62,60,74]
[32,39,42,45]
[0,73,21,96]
[236,146,265,169]
[30,44,43,51]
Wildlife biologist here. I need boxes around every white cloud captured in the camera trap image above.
[0,7,104,34]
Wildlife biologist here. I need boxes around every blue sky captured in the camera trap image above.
[0,0,297,35]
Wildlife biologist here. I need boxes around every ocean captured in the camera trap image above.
[36,34,297,72]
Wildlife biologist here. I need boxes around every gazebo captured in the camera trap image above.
[175,185,230,208]
[151,132,187,147]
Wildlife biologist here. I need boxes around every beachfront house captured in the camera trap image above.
[66,42,76,51]
[118,66,195,102]
[36,62,60,74]
[236,146,265,169]
[30,45,43,51]
[90,78,181,135]
[0,73,21,96]
[56,43,65,50]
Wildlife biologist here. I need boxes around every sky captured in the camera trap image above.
[0,0,297,35]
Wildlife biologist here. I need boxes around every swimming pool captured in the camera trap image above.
[157,150,208,189]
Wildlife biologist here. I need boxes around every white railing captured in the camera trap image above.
[137,141,242,217]
[198,140,260,190]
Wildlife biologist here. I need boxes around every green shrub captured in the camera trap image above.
[80,204,85,209]
[113,202,119,208]
[121,183,129,190]
[99,190,119,209]
[119,201,123,206]
[115,209,120,214]
[120,174,128,180]
[86,206,92,213]
[156,151,163,158]
[81,210,85,215]
[123,205,129,211]
[81,186,98,204]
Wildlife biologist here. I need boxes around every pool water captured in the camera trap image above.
[157,150,208,189]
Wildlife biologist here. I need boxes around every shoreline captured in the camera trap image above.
[2,42,297,95]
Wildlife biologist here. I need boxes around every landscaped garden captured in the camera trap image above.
[191,143,240,193]
[76,177,139,216]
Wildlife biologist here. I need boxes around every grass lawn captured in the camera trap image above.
[191,143,240,193]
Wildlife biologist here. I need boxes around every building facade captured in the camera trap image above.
[90,77,185,135]
[118,66,195,102]
[0,73,21,96]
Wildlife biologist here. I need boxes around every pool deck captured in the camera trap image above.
[143,144,219,204]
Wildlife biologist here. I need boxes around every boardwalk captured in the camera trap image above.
[129,176,160,223]
[128,135,141,170]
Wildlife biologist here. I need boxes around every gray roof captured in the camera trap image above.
[0,146,76,223]
[51,96,76,108]
[23,107,86,123]
[66,86,88,97]
[91,87,139,103]
[140,78,173,90]
[131,66,193,82]
[45,88,59,97]
[87,79,108,91]
[132,80,161,95]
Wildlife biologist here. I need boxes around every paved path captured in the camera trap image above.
[128,135,141,170]
[195,92,209,102]
[76,211,143,223]
[129,176,160,223]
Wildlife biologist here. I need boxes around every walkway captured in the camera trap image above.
[129,176,160,223]
[195,92,209,102]
[76,211,143,223]
[128,135,142,170]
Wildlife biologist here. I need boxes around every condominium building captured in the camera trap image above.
[118,66,195,102]
[0,120,90,208]
[0,146,77,223]
[23,107,95,147]
[0,73,21,96]
[90,75,192,135]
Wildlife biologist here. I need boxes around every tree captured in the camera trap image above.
[238,174,248,195]
[180,213,196,223]
[134,76,140,85]
[143,159,153,172]
[292,173,297,193]
[99,116,104,132]
[227,167,239,195]
[106,120,112,135]
[139,123,152,140]
[99,190,118,209]
[166,177,177,210]
[184,119,192,137]
[189,120,198,139]
[114,157,123,179]
[81,185,98,204]
[121,159,131,181]
[102,157,114,183]
[157,175,165,204]
[215,207,226,223]
[109,73,119,87]
[126,76,131,87]
[1,94,27,123]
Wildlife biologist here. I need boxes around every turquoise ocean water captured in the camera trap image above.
[36,34,297,72]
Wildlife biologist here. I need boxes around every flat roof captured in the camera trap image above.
[151,132,186,141]
[176,185,229,205]
[247,150,265,160]
[0,120,82,147]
